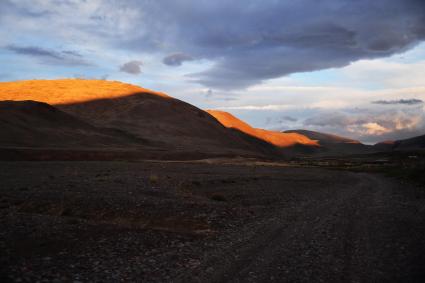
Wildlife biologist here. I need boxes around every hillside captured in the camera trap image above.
[0,79,277,159]
[284,129,361,144]
[0,79,170,104]
[284,129,372,155]
[374,134,425,151]
[0,100,152,149]
[3,79,413,160]
[206,110,318,148]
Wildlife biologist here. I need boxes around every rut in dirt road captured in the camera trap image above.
[184,174,425,283]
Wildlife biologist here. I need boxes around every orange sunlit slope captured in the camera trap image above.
[207,110,319,147]
[0,79,169,105]
[0,79,318,151]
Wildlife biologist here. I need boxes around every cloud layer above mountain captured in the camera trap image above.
[303,106,425,143]
[1,0,424,89]
[372,99,423,105]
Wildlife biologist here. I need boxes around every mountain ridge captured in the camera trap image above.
[0,79,278,159]
[1,79,423,160]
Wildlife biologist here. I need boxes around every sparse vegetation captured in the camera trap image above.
[149,173,159,185]
[2,160,425,282]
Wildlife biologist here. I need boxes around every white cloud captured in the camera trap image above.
[361,122,389,135]
[219,104,292,111]
[340,58,425,88]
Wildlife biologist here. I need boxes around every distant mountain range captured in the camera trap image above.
[374,135,425,152]
[0,79,423,160]
[283,129,374,156]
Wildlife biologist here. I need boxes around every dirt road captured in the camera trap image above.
[1,161,424,282]
[185,173,425,283]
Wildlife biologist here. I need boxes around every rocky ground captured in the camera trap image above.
[1,160,424,282]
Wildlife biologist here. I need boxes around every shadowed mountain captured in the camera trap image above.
[284,129,361,144]
[0,79,278,159]
[374,134,425,152]
[0,100,151,149]
[3,79,417,160]
[284,129,373,155]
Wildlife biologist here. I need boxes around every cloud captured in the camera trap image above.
[120,60,143,74]
[6,45,62,59]
[220,104,291,111]
[0,0,51,19]
[1,0,425,90]
[372,99,423,105]
[73,74,110,80]
[303,107,425,143]
[304,112,352,128]
[362,122,390,135]
[62,50,83,57]
[5,44,91,66]
[123,0,425,89]
[280,116,298,122]
[265,115,298,128]
[204,89,214,99]
[163,53,193,66]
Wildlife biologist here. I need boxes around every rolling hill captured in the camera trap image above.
[206,110,318,148]
[0,100,151,149]
[0,79,277,159]
[284,129,373,155]
[2,79,419,160]
[374,135,425,151]
[284,129,361,144]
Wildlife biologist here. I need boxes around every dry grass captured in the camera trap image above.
[149,173,159,185]
[206,110,319,147]
[0,79,169,105]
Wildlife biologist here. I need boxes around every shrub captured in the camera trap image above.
[149,174,159,185]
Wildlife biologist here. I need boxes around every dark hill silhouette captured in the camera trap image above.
[0,100,150,148]
[284,129,361,144]
[374,134,425,151]
[284,129,372,155]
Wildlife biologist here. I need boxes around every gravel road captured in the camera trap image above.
[185,173,425,283]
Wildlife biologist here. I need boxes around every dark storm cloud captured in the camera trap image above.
[372,99,423,105]
[5,45,91,66]
[119,0,425,89]
[6,45,62,60]
[163,53,194,66]
[2,0,425,89]
[120,60,143,74]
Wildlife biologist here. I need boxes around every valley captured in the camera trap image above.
[1,79,424,282]
[1,160,424,282]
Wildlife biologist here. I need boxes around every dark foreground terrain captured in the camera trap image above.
[1,160,424,282]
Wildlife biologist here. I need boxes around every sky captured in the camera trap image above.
[1,0,425,144]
